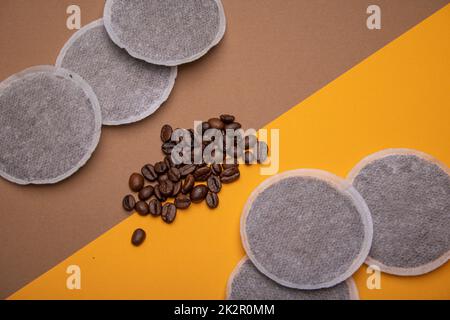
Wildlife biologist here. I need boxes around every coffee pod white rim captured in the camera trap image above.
[347,148,450,276]
[103,0,227,66]
[0,65,102,185]
[240,169,373,290]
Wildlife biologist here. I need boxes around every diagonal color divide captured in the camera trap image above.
[8,4,450,300]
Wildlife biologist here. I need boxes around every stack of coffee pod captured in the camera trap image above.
[228,148,450,300]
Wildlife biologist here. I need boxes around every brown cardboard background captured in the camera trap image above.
[0,0,448,299]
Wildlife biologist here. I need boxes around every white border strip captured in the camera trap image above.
[103,0,227,66]
[0,65,102,185]
[240,169,373,290]
[347,148,450,276]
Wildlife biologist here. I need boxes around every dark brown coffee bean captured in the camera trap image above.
[154,161,168,174]
[244,150,256,165]
[161,203,177,224]
[162,141,176,155]
[182,174,195,194]
[194,166,212,181]
[221,166,239,178]
[131,228,146,246]
[190,185,208,203]
[172,180,182,196]
[149,199,162,216]
[208,118,225,130]
[179,164,197,177]
[160,124,173,143]
[222,163,239,170]
[135,201,149,216]
[211,164,222,176]
[206,192,219,209]
[141,164,158,182]
[129,173,144,192]
[167,167,181,182]
[138,186,154,201]
[122,194,136,211]
[221,172,240,184]
[159,180,174,197]
[207,175,222,193]
[224,122,242,130]
[244,135,257,149]
[257,141,269,163]
[164,155,174,168]
[158,174,168,184]
[154,185,167,202]
[220,114,235,124]
[175,194,191,209]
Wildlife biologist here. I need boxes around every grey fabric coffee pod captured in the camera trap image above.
[103,0,226,66]
[56,19,177,125]
[0,66,102,185]
[241,169,373,290]
[348,149,450,276]
[227,257,359,300]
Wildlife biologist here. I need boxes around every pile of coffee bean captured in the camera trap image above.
[122,115,268,246]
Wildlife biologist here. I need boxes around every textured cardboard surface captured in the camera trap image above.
[0,0,448,299]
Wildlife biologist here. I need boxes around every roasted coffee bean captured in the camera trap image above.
[224,122,242,130]
[194,166,212,181]
[207,175,222,193]
[190,185,208,203]
[138,185,154,201]
[158,174,168,184]
[154,161,168,174]
[179,164,197,177]
[220,114,235,124]
[164,155,174,168]
[175,194,191,209]
[221,166,239,177]
[154,185,167,202]
[222,163,239,170]
[244,135,257,149]
[172,181,182,196]
[141,164,158,182]
[135,201,149,216]
[149,199,162,216]
[211,163,222,176]
[162,141,176,155]
[167,167,181,182]
[162,203,177,224]
[160,124,173,143]
[208,118,225,130]
[221,172,240,184]
[257,141,269,163]
[244,150,256,165]
[129,173,145,192]
[159,180,174,197]
[131,228,146,246]
[182,174,195,194]
[122,194,136,211]
[206,192,219,209]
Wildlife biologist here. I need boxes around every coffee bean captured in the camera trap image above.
[222,163,239,170]
[182,174,195,194]
[220,114,235,124]
[179,164,197,177]
[154,161,168,174]
[149,199,162,216]
[162,141,176,155]
[162,203,177,224]
[202,121,211,132]
[221,172,240,184]
[221,166,239,178]
[122,194,136,211]
[257,141,269,163]
[208,118,225,130]
[160,124,173,143]
[172,180,182,197]
[207,175,222,193]
[175,194,191,209]
[159,180,174,197]
[141,164,158,182]
[190,185,208,203]
[154,185,167,202]
[164,155,174,168]
[244,135,257,149]
[167,167,181,182]
[224,122,242,130]
[135,201,149,216]
[129,173,144,192]
[131,228,146,246]
[138,186,154,201]
[211,164,222,176]
[244,150,256,165]
[194,166,212,181]
[206,192,219,209]
[158,174,168,184]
